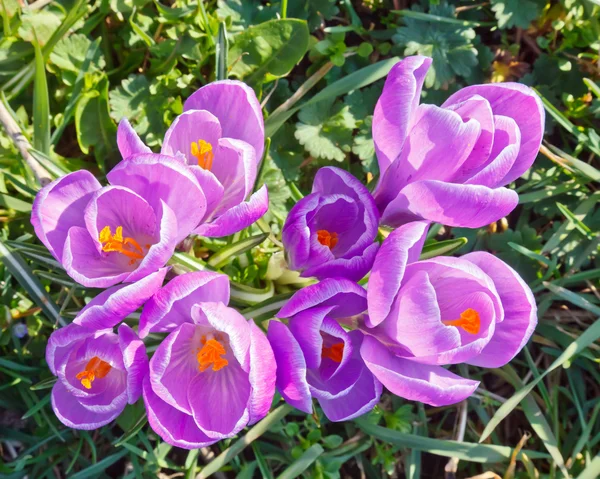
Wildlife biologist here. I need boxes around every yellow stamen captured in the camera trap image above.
[321,342,344,363]
[442,308,481,334]
[99,226,145,263]
[197,336,228,372]
[75,356,112,389]
[191,140,214,170]
[317,230,338,250]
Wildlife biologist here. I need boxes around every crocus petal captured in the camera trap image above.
[267,321,312,413]
[373,56,431,179]
[118,324,148,404]
[367,221,429,327]
[139,271,230,337]
[190,166,224,221]
[278,278,367,319]
[375,104,481,211]
[442,83,544,184]
[302,242,379,282]
[463,252,537,368]
[117,118,151,160]
[46,323,94,376]
[161,110,222,165]
[74,268,168,330]
[288,306,336,369]
[247,320,276,424]
[361,336,479,407]
[193,184,268,238]
[31,170,101,262]
[51,381,123,430]
[381,181,518,228]
[107,153,206,242]
[184,80,265,163]
[143,377,216,449]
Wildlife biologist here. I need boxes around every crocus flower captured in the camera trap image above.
[282,167,380,281]
[31,151,207,288]
[362,221,537,406]
[157,80,268,237]
[268,279,382,421]
[138,271,275,449]
[373,55,544,228]
[47,322,147,430]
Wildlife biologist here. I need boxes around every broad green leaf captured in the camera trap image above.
[229,19,309,87]
[491,0,542,29]
[276,444,324,479]
[18,10,62,47]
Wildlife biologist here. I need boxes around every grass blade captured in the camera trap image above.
[420,237,468,260]
[275,444,324,479]
[32,38,50,156]
[207,233,269,269]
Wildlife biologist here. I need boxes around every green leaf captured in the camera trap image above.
[69,450,129,479]
[480,317,600,442]
[18,10,62,47]
[207,233,269,269]
[0,193,32,212]
[420,237,468,260]
[230,19,309,87]
[491,0,542,29]
[32,39,50,156]
[241,292,294,322]
[215,22,228,81]
[276,444,324,479]
[49,33,105,86]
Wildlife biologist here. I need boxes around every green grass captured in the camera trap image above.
[0,0,599,478]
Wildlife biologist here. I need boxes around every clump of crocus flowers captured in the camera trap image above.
[35,55,543,448]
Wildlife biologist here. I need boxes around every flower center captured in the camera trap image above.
[99,226,148,265]
[191,140,214,170]
[197,336,228,372]
[317,230,338,250]
[321,342,344,363]
[442,308,481,334]
[75,356,112,389]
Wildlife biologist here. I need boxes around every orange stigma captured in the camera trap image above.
[321,342,344,363]
[191,140,214,170]
[317,230,338,250]
[197,336,228,372]
[442,308,481,334]
[99,226,146,265]
[75,356,112,389]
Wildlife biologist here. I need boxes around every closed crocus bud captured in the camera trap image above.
[372,55,544,228]
[139,272,276,449]
[362,221,537,407]
[160,81,269,238]
[46,323,147,430]
[282,167,380,282]
[269,279,382,421]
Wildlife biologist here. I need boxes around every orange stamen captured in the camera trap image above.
[99,226,145,263]
[317,230,338,250]
[191,140,214,170]
[321,342,344,363]
[197,336,228,372]
[75,356,112,389]
[442,308,481,334]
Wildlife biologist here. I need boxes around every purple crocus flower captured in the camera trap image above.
[373,55,544,228]
[282,167,380,281]
[159,80,268,238]
[138,271,276,449]
[362,221,537,406]
[31,149,207,288]
[268,279,382,421]
[47,322,147,430]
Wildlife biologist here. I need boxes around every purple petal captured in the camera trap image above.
[118,324,148,404]
[375,104,481,211]
[51,381,124,430]
[361,336,479,407]
[373,56,431,179]
[161,110,222,165]
[302,242,379,283]
[46,323,93,376]
[117,119,151,160]
[190,166,225,220]
[367,221,429,327]
[184,80,265,163]
[107,153,207,242]
[267,321,312,413]
[463,252,537,367]
[288,306,336,369]
[31,170,101,262]
[442,83,544,184]
[247,320,276,424]
[193,184,268,238]
[278,278,367,319]
[74,268,168,330]
[380,180,518,228]
[139,271,230,337]
[143,376,216,449]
